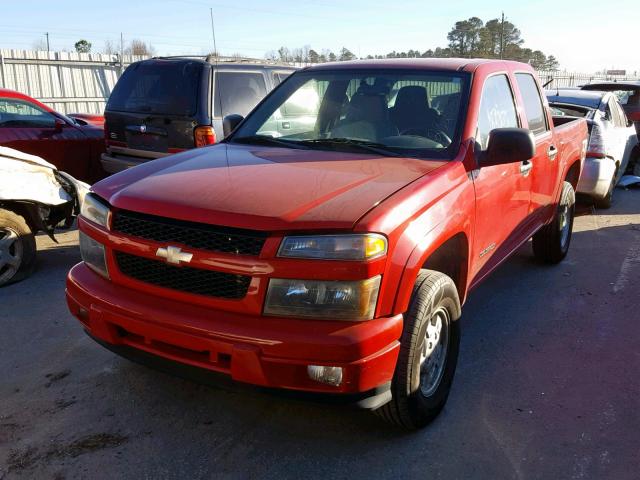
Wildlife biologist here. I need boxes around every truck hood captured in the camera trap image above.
[93,144,446,231]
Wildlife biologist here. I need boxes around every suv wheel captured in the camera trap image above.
[0,209,36,287]
[376,270,461,429]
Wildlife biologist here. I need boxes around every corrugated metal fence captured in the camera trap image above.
[0,49,148,114]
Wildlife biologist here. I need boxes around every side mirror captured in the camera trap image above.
[54,118,66,132]
[482,128,535,167]
[223,114,244,138]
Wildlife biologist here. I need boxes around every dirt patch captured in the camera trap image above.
[6,433,129,473]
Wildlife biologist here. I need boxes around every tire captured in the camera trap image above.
[376,270,461,429]
[532,181,575,264]
[0,208,37,287]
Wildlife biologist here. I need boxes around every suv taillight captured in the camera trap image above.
[194,126,216,147]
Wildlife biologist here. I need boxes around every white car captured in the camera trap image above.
[546,89,638,208]
[0,147,88,286]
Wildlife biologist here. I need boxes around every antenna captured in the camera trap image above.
[210,8,224,125]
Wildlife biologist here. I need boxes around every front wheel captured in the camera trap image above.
[376,270,461,429]
[532,181,575,264]
[0,209,36,287]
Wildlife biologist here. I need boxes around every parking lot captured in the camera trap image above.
[0,189,637,479]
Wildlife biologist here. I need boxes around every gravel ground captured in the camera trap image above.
[1,189,639,480]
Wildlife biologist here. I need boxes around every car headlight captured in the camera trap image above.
[79,231,109,278]
[80,193,110,229]
[277,234,387,260]
[264,276,381,320]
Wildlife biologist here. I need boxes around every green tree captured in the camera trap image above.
[447,17,483,56]
[339,47,355,61]
[308,49,320,63]
[545,55,559,70]
[74,39,92,53]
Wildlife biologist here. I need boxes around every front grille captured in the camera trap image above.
[115,251,251,299]
[112,210,266,256]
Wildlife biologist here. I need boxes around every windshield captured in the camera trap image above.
[107,60,202,116]
[230,69,470,158]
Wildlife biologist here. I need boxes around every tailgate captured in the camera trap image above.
[105,111,197,154]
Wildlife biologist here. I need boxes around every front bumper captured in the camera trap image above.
[66,262,401,409]
[577,156,617,199]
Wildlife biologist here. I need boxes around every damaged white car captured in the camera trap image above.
[0,147,88,286]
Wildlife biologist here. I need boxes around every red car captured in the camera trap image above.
[67,59,588,429]
[0,89,106,183]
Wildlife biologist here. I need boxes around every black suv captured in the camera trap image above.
[101,56,296,174]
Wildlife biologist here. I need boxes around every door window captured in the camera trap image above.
[515,73,548,135]
[0,98,56,128]
[214,71,267,117]
[476,75,519,150]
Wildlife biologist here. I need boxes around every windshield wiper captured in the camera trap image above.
[232,135,308,149]
[298,138,403,157]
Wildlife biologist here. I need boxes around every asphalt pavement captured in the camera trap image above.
[1,189,639,479]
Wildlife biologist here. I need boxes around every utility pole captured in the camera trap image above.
[45,32,50,52]
[499,12,505,59]
[119,32,124,76]
[209,8,218,57]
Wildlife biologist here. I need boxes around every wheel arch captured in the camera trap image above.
[564,159,582,191]
[393,231,471,315]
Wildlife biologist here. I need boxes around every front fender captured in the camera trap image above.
[390,197,474,315]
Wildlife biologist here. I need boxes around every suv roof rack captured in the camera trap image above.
[150,55,295,67]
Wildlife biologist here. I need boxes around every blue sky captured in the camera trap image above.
[1,0,637,73]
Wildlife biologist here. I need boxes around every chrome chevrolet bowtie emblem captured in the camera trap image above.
[156,246,193,265]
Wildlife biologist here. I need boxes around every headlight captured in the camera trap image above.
[277,234,387,260]
[264,276,381,320]
[80,193,110,229]
[79,231,109,278]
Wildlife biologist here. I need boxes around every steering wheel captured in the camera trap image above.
[399,127,452,147]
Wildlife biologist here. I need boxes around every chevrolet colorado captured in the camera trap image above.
[66,59,588,429]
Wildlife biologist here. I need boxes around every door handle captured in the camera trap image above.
[548,145,558,160]
[520,160,533,176]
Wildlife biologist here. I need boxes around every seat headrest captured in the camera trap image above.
[395,86,428,109]
[348,93,388,122]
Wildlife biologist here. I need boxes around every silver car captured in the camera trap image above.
[546,89,638,208]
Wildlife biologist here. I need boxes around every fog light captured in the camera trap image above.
[307,365,343,386]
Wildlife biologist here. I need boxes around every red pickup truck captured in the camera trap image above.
[66,59,587,429]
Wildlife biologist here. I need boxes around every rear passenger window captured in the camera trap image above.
[476,75,519,150]
[516,73,548,135]
[214,71,267,117]
[0,99,56,128]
